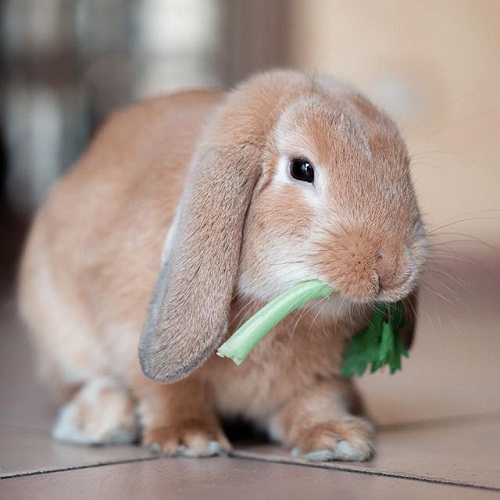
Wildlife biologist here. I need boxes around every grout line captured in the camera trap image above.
[0,455,161,480]
[229,452,500,493]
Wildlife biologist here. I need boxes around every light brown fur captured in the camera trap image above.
[19,70,427,460]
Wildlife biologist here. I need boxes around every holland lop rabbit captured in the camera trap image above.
[19,70,427,461]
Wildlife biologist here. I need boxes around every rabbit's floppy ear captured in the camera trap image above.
[139,143,261,383]
[139,70,308,382]
[400,290,419,350]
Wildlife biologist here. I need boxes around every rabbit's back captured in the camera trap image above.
[19,90,225,393]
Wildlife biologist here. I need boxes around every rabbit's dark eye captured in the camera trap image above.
[290,158,314,183]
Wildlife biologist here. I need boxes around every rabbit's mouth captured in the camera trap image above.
[313,229,428,305]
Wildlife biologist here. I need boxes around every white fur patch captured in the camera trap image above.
[179,440,225,458]
[161,210,180,265]
[52,378,138,445]
[293,440,372,462]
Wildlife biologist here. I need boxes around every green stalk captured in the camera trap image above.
[217,280,334,365]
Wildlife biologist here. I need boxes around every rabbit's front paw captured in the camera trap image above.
[292,417,375,462]
[143,419,231,457]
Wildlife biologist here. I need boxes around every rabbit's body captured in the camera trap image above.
[19,70,426,461]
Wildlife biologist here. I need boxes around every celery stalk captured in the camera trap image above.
[217,280,334,365]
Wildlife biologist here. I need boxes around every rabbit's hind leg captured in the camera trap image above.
[53,377,139,445]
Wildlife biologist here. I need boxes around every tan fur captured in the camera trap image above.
[19,70,427,460]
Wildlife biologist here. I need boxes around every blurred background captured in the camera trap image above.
[0,0,499,426]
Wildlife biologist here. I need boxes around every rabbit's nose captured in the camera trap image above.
[374,250,397,286]
[373,248,409,293]
[318,229,411,302]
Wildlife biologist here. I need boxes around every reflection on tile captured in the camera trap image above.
[232,413,500,491]
[1,456,498,500]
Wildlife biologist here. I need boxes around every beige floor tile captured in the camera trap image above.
[1,457,498,500]
[0,297,55,430]
[232,413,500,491]
[0,422,154,478]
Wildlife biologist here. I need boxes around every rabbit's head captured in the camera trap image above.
[140,70,427,383]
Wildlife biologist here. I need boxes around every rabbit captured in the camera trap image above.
[18,69,427,461]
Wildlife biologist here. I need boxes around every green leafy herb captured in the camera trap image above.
[340,301,409,377]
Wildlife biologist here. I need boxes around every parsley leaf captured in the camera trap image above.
[341,301,409,377]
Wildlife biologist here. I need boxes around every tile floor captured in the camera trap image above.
[1,210,499,498]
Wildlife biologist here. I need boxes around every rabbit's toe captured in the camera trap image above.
[291,417,375,462]
[143,420,231,457]
[53,378,138,445]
